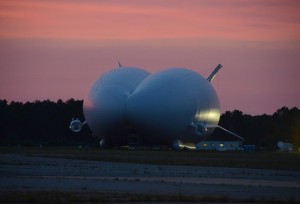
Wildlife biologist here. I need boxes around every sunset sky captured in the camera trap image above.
[0,0,299,115]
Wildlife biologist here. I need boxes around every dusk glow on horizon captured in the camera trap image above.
[0,0,299,115]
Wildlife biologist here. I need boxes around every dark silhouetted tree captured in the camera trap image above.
[0,98,299,150]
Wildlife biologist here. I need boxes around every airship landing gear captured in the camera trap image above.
[172,140,196,151]
[172,140,185,151]
[99,138,112,149]
[99,138,123,149]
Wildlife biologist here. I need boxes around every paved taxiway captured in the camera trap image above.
[0,154,299,201]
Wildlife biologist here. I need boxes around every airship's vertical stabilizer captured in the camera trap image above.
[207,64,222,82]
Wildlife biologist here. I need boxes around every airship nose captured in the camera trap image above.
[83,86,128,135]
[82,67,150,146]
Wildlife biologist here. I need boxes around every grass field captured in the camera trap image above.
[1,191,297,203]
[1,146,299,171]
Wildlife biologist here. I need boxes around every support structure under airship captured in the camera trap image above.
[70,64,242,149]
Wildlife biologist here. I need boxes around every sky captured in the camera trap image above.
[0,0,300,115]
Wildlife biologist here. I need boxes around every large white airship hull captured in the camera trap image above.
[127,68,220,145]
[69,64,235,149]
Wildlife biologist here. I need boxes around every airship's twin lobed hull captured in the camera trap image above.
[83,67,220,148]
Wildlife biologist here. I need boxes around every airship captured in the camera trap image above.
[70,64,242,149]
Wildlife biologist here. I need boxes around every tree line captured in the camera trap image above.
[0,99,299,150]
[212,107,300,151]
[0,99,95,147]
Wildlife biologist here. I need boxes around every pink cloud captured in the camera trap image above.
[0,0,299,41]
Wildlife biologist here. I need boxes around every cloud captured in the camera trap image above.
[0,0,299,41]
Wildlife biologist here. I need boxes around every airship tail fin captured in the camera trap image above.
[207,64,222,82]
[118,61,123,67]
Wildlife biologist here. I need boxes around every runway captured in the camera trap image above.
[0,154,299,202]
